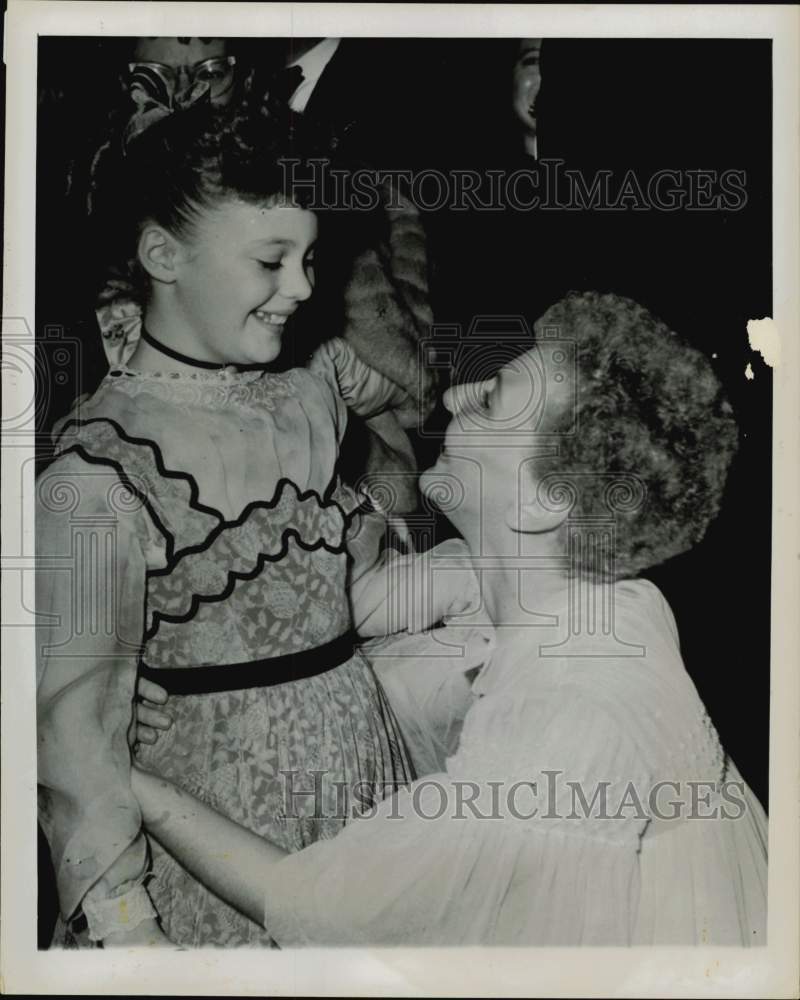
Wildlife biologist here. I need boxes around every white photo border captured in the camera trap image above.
[2,2,798,995]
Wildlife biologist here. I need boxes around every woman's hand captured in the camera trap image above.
[134,676,172,746]
[130,765,287,925]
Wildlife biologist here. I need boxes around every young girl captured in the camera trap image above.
[36,105,471,948]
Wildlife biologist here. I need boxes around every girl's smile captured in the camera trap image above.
[253,310,292,330]
[138,198,317,369]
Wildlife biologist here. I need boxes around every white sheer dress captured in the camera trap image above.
[263,578,767,946]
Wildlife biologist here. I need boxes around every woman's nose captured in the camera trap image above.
[443,380,484,415]
[442,384,460,414]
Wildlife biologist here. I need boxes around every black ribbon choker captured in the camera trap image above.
[140,325,272,372]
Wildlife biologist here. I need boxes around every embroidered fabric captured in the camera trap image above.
[106,364,299,416]
[95,298,412,423]
[53,416,360,666]
[37,362,417,947]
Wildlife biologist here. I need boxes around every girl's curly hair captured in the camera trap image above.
[533,291,738,580]
[92,102,326,304]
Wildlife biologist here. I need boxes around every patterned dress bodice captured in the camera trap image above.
[50,362,364,669]
[39,354,416,948]
[144,478,354,667]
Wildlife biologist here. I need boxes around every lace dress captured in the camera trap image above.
[36,342,413,947]
[262,579,768,946]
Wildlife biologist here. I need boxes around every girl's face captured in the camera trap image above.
[171,198,317,366]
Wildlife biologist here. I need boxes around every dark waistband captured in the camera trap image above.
[139,630,357,695]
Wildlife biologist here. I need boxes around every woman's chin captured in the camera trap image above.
[421,458,463,508]
[420,454,447,487]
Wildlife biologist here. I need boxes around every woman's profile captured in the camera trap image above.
[132,290,768,946]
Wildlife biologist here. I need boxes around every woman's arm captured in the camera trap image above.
[131,768,287,927]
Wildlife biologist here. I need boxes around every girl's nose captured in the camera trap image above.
[281,261,314,303]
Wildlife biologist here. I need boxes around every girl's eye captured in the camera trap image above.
[257,260,281,271]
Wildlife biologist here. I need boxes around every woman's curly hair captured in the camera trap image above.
[92,102,326,304]
[532,291,738,580]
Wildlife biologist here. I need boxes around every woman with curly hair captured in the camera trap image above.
[132,291,767,946]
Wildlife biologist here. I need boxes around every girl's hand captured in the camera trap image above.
[432,540,481,625]
[134,676,172,746]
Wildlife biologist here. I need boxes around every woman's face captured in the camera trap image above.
[421,344,573,535]
[164,198,317,366]
[129,37,237,107]
[512,39,543,150]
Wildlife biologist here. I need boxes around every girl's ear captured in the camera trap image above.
[138,225,181,284]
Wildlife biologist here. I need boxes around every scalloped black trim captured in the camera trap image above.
[52,443,179,565]
[55,416,226,523]
[52,416,373,642]
[144,522,351,639]
[148,477,354,578]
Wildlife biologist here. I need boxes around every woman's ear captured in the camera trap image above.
[504,496,570,535]
[137,225,181,284]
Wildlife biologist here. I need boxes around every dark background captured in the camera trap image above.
[423,37,773,815]
[36,37,772,945]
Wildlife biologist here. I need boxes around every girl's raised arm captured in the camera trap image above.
[347,515,480,638]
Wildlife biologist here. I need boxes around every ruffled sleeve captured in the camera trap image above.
[310,336,421,513]
[347,528,481,638]
[261,672,651,946]
[308,336,412,423]
[36,453,165,920]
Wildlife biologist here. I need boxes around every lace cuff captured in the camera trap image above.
[428,539,481,626]
[82,880,157,942]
